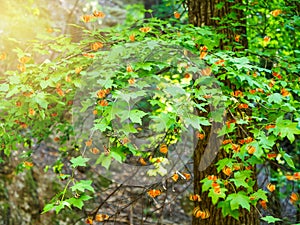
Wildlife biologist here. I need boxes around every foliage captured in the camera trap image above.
[0,0,299,223]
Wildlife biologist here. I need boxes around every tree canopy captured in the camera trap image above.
[0,0,299,224]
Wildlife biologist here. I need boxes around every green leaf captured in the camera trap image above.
[261,216,282,223]
[268,93,282,104]
[67,195,92,209]
[275,116,300,143]
[96,154,112,170]
[201,178,213,192]
[216,158,234,172]
[0,83,9,92]
[34,93,49,109]
[110,151,124,163]
[218,201,240,219]
[67,197,84,209]
[40,80,50,89]
[70,156,90,168]
[184,115,210,130]
[129,109,147,125]
[227,192,250,211]
[230,171,252,188]
[282,152,295,169]
[55,201,71,214]
[42,203,55,214]
[208,188,227,204]
[164,85,186,97]
[71,180,95,193]
[251,189,268,201]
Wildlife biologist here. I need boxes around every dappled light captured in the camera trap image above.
[0,0,299,224]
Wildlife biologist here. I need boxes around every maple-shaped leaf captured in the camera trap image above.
[251,189,268,201]
[42,203,55,214]
[129,109,147,125]
[230,170,252,188]
[218,201,240,219]
[208,188,227,204]
[201,178,214,192]
[268,93,282,104]
[71,180,95,193]
[67,195,92,209]
[227,192,250,211]
[216,158,234,172]
[275,116,300,143]
[70,156,90,168]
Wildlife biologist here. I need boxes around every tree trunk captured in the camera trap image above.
[188,0,258,224]
[188,0,248,49]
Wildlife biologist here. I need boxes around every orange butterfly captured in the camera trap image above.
[99,100,108,107]
[91,42,103,51]
[93,11,105,18]
[85,217,93,224]
[189,194,201,202]
[139,157,147,166]
[183,172,191,180]
[265,124,275,130]
[207,175,217,181]
[56,88,64,97]
[147,189,161,198]
[196,132,205,140]
[270,9,282,17]
[263,36,271,42]
[222,139,232,145]
[247,146,256,155]
[29,108,36,116]
[266,183,276,192]
[95,214,109,222]
[238,103,249,109]
[90,147,100,154]
[171,173,179,182]
[193,206,210,219]
[85,139,92,147]
[128,78,135,85]
[82,15,93,23]
[19,56,31,64]
[259,200,267,209]
[24,161,33,167]
[126,64,133,72]
[129,34,135,42]
[281,88,290,97]
[139,27,151,33]
[174,11,180,19]
[290,192,299,204]
[17,64,26,72]
[200,51,207,59]
[222,166,232,176]
[159,144,168,154]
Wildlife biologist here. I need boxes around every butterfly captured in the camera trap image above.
[95,214,109,222]
[159,144,168,154]
[147,189,161,198]
[93,11,105,18]
[189,194,201,202]
[193,206,210,219]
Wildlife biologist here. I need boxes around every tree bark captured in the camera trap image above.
[188,0,248,49]
[188,0,258,224]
